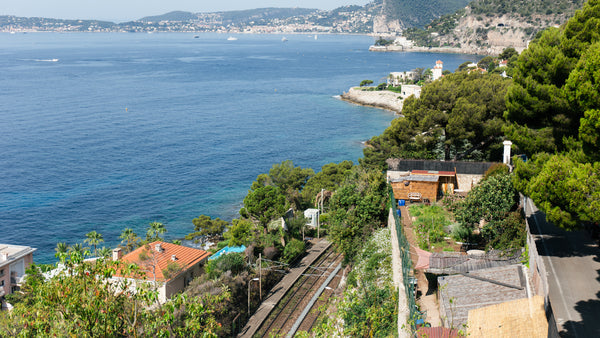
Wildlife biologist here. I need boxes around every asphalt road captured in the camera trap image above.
[525,197,600,338]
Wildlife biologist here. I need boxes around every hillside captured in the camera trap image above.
[374,0,472,33]
[402,0,585,54]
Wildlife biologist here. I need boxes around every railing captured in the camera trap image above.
[389,185,420,331]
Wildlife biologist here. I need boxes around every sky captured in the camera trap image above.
[1,0,372,22]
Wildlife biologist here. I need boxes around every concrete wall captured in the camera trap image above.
[456,174,484,192]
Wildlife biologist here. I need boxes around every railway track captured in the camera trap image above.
[255,247,343,337]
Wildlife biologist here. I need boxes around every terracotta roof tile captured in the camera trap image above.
[115,241,209,281]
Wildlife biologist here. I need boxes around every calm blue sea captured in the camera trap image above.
[0,33,480,263]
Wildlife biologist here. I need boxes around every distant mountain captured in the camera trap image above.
[139,11,198,22]
[139,8,320,25]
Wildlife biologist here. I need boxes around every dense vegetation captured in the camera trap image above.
[361,70,511,170]
[507,0,600,230]
[311,228,398,336]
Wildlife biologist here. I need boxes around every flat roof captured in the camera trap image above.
[0,244,36,266]
[391,174,440,183]
[412,170,456,176]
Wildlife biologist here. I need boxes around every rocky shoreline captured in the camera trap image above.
[369,44,489,55]
[340,87,405,114]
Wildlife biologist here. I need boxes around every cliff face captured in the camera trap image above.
[372,0,471,34]
[403,0,585,55]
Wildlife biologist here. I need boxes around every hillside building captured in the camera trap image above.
[432,60,443,81]
[0,244,36,299]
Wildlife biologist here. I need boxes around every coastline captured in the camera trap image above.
[340,87,404,114]
[369,44,490,56]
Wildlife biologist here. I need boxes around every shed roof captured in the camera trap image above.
[425,249,523,274]
[391,175,440,183]
[412,170,456,176]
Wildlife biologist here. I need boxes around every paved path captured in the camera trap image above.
[525,198,600,338]
[238,239,331,338]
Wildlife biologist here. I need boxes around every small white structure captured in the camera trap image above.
[304,208,320,229]
[432,60,443,81]
[401,84,422,98]
[503,140,513,165]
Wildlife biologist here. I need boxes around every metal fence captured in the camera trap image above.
[388,185,420,331]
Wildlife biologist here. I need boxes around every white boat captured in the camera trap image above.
[227,36,238,41]
[315,35,318,40]
[281,37,288,42]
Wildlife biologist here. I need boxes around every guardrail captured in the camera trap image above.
[389,185,420,332]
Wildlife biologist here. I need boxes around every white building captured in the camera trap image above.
[432,60,443,81]
[304,208,320,229]
[401,84,422,98]
[388,71,419,86]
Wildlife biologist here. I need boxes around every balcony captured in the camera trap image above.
[10,272,25,286]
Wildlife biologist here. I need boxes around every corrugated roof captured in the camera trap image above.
[391,175,440,183]
[115,241,209,282]
[417,327,461,338]
[426,249,523,274]
[412,170,456,176]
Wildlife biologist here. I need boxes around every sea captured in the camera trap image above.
[0,33,480,263]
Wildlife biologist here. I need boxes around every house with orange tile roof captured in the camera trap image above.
[112,241,210,303]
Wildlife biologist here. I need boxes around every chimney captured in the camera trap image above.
[503,140,513,165]
[112,248,122,261]
[0,252,8,262]
[155,243,163,253]
[171,254,177,261]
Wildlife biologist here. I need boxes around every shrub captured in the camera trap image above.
[283,238,305,263]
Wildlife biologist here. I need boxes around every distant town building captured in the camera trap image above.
[0,244,36,298]
[112,241,209,303]
[432,60,443,81]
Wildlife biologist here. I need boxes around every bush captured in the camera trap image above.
[283,238,305,263]
[360,79,373,87]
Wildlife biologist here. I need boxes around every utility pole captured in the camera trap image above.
[319,188,324,239]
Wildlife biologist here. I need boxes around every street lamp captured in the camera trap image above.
[248,278,260,314]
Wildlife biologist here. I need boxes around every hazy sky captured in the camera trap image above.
[1,0,372,22]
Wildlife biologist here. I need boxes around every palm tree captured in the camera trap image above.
[97,246,112,259]
[84,231,104,257]
[146,222,166,242]
[119,228,140,253]
[55,242,68,261]
[68,243,87,263]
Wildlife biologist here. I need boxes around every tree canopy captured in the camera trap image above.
[508,0,600,229]
[361,71,510,169]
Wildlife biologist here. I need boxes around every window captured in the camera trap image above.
[0,269,4,277]
[0,280,4,287]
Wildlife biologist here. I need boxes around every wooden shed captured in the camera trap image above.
[390,174,440,202]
